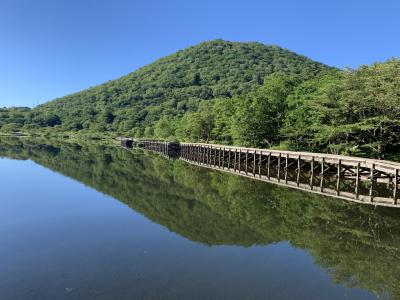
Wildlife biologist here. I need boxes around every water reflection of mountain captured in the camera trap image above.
[1,138,400,299]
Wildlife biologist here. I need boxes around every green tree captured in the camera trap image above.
[153,116,176,139]
[176,101,214,141]
[231,74,301,147]
[0,122,22,132]
[211,98,235,143]
[282,70,343,150]
[33,112,61,127]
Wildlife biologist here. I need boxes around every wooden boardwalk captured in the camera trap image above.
[122,139,400,208]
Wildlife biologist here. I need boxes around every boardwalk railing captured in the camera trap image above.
[121,139,400,208]
[118,138,180,157]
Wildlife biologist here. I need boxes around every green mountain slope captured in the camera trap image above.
[25,40,331,134]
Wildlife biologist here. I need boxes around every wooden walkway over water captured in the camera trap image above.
[119,139,400,208]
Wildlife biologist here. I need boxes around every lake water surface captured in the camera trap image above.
[0,138,399,300]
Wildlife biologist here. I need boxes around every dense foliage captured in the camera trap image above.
[283,61,400,158]
[0,40,329,134]
[1,40,399,158]
[1,137,400,299]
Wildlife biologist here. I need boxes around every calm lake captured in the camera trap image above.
[1,138,399,300]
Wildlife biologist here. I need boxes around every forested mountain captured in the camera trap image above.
[1,39,400,159]
[0,39,330,135]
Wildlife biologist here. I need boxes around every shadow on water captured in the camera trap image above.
[1,138,400,299]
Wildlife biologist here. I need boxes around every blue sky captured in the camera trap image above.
[0,0,399,107]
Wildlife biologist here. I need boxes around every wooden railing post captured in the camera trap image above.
[297,155,301,187]
[285,153,289,183]
[277,153,281,182]
[245,149,249,175]
[310,156,314,190]
[209,145,211,165]
[370,163,375,202]
[238,149,242,173]
[336,159,342,195]
[234,149,237,172]
[355,162,360,199]
[222,148,225,169]
[228,148,231,170]
[311,156,314,176]
[253,151,256,177]
[218,147,222,168]
[394,169,398,204]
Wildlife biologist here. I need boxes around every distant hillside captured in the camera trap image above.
[26,39,331,134]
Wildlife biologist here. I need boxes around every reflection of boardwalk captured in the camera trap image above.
[127,139,400,208]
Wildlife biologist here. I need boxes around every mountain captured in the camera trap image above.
[27,39,331,134]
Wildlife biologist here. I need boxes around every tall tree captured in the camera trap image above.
[231,74,301,147]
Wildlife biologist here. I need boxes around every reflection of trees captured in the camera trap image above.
[1,137,400,299]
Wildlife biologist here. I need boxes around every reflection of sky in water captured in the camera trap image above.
[0,158,377,300]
